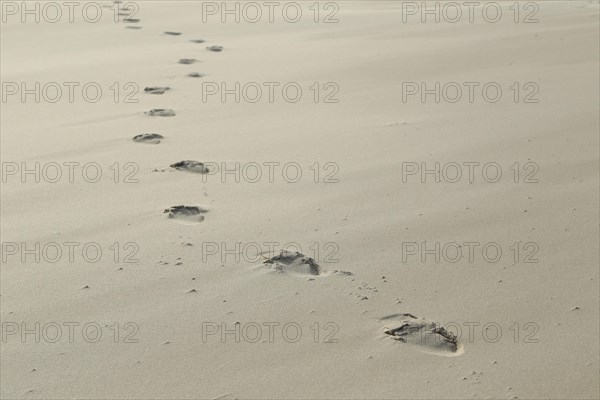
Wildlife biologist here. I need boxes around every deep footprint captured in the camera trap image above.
[133,133,164,144]
[263,251,321,276]
[145,87,170,95]
[382,313,462,356]
[145,109,175,117]
[164,206,207,224]
[207,45,223,52]
[170,160,210,174]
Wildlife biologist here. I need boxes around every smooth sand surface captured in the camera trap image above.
[1,1,599,399]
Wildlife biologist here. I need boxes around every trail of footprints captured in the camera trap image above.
[123,6,222,225]
[118,1,461,361]
[259,252,461,355]
[21,16,459,391]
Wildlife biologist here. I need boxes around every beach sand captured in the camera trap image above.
[1,1,599,399]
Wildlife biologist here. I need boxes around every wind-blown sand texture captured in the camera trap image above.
[1,1,598,399]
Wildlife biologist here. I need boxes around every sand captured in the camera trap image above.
[1,1,599,399]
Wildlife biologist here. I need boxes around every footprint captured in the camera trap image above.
[170,160,210,174]
[145,109,176,117]
[187,72,205,78]
[125,26,142,30]
[263,251,321,276]
[207,45,223,52]
[133,133,164,144]
[382,313,462,356]
[164,31,182,36]
[145,87,170,95]
[178,59,198,65]
[164,206,208,224]
[191,39,206,43]
[123,18,140,23]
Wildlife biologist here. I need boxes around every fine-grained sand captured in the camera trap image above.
[1,1,599,399]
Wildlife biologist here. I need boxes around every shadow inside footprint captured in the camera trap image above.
[170,160,210,174]
[383,314,462,356]
[133,133,164,144]
[207,45,223,52]
[191,39,206,43]
[164,31,181,35]
[145,87,170,95]
[145,109,175,117]
[263,251,321,276]
[124,18,140,23]
[179,59,198,65]
[187,72,205,78]
[164,206,208,224]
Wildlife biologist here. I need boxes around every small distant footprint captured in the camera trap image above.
[207,45,223,52]
[124,18,140,23]
[145,109,175,117]
[170,160,210,174]
[190,39,206,43]
[133,133,164,144]
[164,31,182,36]
[187,72,205,78]
[125,26,142,30]
[145,87,170,95]
[381,313,462,356]
[179,59,198,65]
[164,206,208,224]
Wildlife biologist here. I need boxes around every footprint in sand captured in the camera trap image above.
[125,26,142,30]
[164,31,182,36]
[178,59,198,65]
[145,109,176,117]
[207,45,223,52]
[123,18,140,23]
[170,160,210,174]
[133,133,164,144]
[262,251,322,276]
[187,72,205,78]
[145,87,170,95]
[164,206,208,224]
[261,250,352,278]
[381,313,463,356]
[191,39,206,43]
